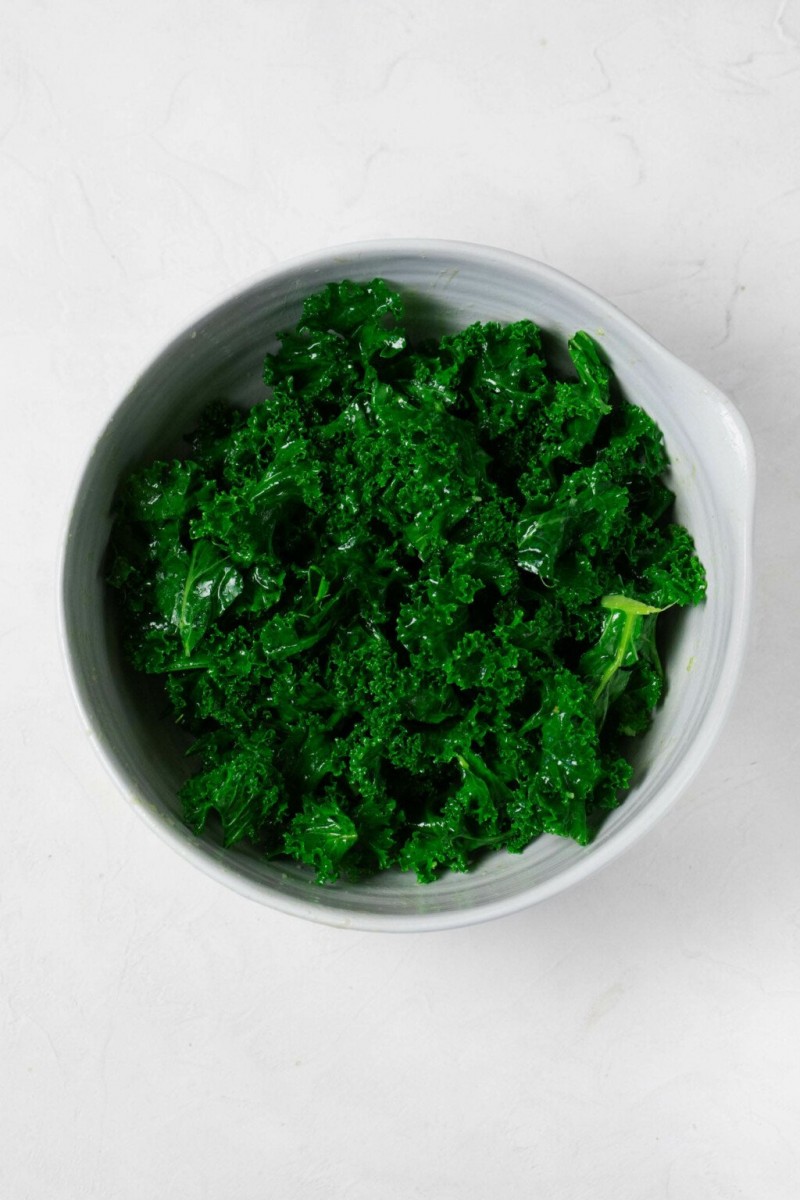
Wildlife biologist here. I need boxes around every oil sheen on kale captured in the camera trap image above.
[108,279,707,884]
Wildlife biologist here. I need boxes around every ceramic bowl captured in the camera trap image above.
[59,240,755,931]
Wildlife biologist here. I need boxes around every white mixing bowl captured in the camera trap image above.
[59,240,755,931]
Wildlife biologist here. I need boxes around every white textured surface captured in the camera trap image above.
[2,0,799,1195]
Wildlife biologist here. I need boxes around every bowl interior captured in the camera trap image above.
[61,242,754,930]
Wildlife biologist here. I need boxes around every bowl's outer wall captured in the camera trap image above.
[60,241,755,930]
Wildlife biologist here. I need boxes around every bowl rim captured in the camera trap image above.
[57,237,756,932]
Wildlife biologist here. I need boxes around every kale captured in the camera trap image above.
[108,279,706,884]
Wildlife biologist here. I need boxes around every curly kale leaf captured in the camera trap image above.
[580,594,666,727]
[181,729,285,846]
